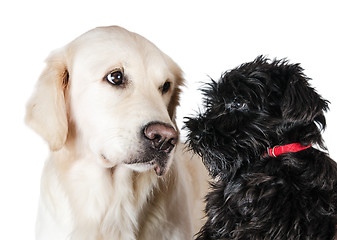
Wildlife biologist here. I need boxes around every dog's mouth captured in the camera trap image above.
[125,155,170,176]
[99,121,177,176]
[101,153,171,176]
[125,161,167,176]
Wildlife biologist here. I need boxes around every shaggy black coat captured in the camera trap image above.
[185,56,337,240]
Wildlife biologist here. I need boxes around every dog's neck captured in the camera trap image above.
[275,120,325,149]
[265,143,311,157]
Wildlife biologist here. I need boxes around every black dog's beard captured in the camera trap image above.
[185,112,276,178]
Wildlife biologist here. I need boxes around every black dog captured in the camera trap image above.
[185,56,337,240]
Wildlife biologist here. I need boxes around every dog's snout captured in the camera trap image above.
[143,122,178,153]
[190,131,202,145]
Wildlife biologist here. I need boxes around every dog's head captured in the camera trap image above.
[185,56,329,177]
[26,26,184,176]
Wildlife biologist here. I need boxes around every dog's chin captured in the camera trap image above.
[188,144,232,178]
[201,156,224,178]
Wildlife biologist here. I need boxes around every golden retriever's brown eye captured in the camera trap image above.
[161,81,171,94]
[106,71,124,86]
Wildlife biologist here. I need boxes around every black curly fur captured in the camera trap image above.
[184,56,337,240]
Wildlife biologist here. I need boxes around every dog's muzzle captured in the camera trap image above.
[140,121,178,176]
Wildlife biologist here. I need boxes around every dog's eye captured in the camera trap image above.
[232,99,247,109]
[106,70,124,86]
[161,81,171,94]
[234,102,245,108]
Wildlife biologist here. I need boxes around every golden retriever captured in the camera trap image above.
[26,26,208,240]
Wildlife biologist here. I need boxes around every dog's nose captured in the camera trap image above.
[191,132,202,144]
[143,122,178,153]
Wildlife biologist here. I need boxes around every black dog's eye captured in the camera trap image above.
[161,81,171,94]
[232,99,247,109]
[233,102,246,109]
[106,70,124,86]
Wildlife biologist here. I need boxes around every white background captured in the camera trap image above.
[1,0,336,238]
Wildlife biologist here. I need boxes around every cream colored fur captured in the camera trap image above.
[26,26,208,240]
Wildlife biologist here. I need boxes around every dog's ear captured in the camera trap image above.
[25,49,69,151]
[167,64,185,123]
[280,65,329,124]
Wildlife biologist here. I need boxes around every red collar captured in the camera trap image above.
[266,143,311,157]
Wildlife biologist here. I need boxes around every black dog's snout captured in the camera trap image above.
[192,133,202,143]
[143,122,178,153]
[184,117,205,145]
[189,131,203,146]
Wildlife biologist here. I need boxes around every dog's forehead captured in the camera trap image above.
[213,74,242,95]
[204,72,264,107]
[68,26,172,80]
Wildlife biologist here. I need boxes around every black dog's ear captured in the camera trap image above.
[280,64,329,125]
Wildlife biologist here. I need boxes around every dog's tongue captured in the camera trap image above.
[154,165,165,176]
